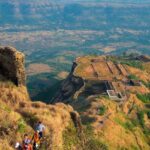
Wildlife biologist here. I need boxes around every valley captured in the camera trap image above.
[0,0,150,100]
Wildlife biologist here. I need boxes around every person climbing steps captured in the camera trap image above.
[32,130,41,150]
[15,121,46,150]
[22,134,32,150]
[35,121,45,139]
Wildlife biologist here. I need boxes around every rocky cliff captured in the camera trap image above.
[0,46,25,86]
[51,62,84,104]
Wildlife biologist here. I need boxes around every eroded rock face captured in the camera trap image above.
[0,46,25,86]
[51,62,84,104]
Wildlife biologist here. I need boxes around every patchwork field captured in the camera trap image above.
[0,0,150,100]
[26,63,53,75]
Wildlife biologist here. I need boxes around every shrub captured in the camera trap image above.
[124,121,135,131]
[131,119,139,127]
[136,93,150,103]
[98,106,106,116]
[17,118,26,133]
[142,81,150,89]
[137,111,145,128]
[143,128,150,136]
[121,60,144,70]
[147,111,150,119]
[128,74,139,80]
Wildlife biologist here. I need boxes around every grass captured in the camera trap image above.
[107,57,144,70]
[137,110,150,136]
[21,112,39,127]
[114,113,150,137]
[63,122,81,150]
[0,80,15,87]
[83,125,108,150]
[0,104,11,113]
[114,117,135,131]
[63,123,108,150]
[130,145,139,150]
[121,60,144,70]
[84,138,108,150]
[136,93,150,103]
[17,118,26,133]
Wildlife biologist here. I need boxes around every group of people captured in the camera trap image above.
[15,121,45,150]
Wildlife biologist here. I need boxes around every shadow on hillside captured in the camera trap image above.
[19,111,39,129]
[70,96,91,113]
[81,115,96,125]
[27,73,63,103]
[0,74,7,82]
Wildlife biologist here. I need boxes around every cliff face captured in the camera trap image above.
[0,46,25,86]
[51,62,84,103]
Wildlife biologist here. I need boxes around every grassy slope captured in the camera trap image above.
[0,81,76,150]
[69,56,150,149]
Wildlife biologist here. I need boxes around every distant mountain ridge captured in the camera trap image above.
[1,0,150,3]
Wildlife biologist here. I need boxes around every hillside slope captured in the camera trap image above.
[53,55,150,149]
[0,47,82,150]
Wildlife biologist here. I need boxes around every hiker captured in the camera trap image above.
[22,134,32,150]
[15,142,22,150]
[36,121,45,139]
[32,130,40,150]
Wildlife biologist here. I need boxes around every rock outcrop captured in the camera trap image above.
[0,46,25,86]
[51,62,84,103]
